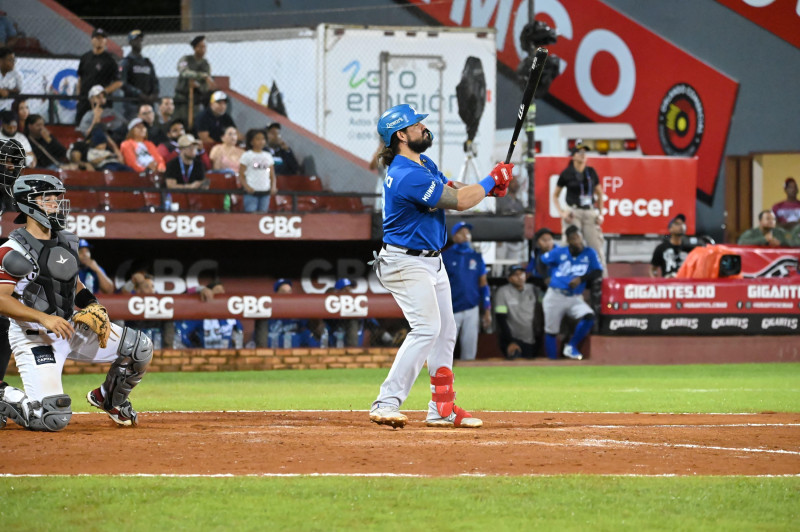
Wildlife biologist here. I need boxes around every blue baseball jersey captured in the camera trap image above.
[442,243,487,312]
[540,245,602,295]
[382,154,448,251]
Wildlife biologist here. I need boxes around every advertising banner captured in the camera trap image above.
[726,245,800,278]
[601,277,800,335]
[16,57,80,124]
[0,212,371,241]
[715,0,800,49]
[534,156,697,235]
[407,0,739,198]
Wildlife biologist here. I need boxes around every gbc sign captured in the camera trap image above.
[324,295,368,317]
[161,215,205,238]
[65,215,105,237]
[227,296,272,318]
[128,296,174,319]
[259,216,302,238]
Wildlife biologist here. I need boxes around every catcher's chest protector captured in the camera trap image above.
[8,228,79,319]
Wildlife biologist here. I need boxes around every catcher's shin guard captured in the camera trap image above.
[101,327,153,411]
[428,367,482,428]
[0,385,72,431]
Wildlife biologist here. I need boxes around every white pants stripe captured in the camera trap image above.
[372,249,456,409]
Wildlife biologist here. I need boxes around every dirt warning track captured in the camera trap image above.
[2,411,799,477]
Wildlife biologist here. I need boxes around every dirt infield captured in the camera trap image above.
[2,411,799,476]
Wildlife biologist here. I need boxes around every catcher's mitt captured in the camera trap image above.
[73,302,110,348]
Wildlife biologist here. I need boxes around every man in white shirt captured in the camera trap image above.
[0,47,21,111]
[0,109,34,167]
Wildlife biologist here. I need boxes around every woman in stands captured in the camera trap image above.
[209,126,243,175]
[238,128,275,213]
[120,117,165,174]
[12,99,28,136]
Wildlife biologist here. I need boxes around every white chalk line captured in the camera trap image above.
[70,409,800,416]
[2,473,800,479]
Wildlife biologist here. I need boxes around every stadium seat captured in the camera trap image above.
[48,125,84,151]
[105,171,155,188]
[296,196,321,212]
[316,196,364,212]
[272,194,292,212]
[143,191,164,210]
[206,172,240,190]
[164,192,190,212]
[101,191,147,212]
[188,193,227,212]
[68,191,100,212]
[276,175,323,192]
[60,170,107,187]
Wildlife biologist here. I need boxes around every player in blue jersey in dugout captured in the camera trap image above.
[540,225,603,360]
[368,104,513,429]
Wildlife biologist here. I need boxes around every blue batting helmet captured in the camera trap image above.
[377,104,430,146]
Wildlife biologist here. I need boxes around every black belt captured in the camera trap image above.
[566,204,592,210]
[382,243,441,257]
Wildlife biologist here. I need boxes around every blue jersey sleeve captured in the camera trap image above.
[398,156,444,208]
[586,247,603,272]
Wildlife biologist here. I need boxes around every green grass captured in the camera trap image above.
[4,363,798,531]
[2,476,798,531]
[5,362,797,413]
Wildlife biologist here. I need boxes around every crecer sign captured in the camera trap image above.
[535,156,697,235]
[408,0,739,198]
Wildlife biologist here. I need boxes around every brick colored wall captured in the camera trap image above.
[5,347,399,375]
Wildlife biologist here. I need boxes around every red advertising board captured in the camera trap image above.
[725,245,800,277]
[601,277,800,334]
[534,156,697,235]
[407,0,739,198]
[0,212,372,240]
[715,0,800,49]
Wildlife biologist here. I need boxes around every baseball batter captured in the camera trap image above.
[369,104,513,429]
[0,174,153,431]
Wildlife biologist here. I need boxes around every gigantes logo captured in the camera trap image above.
[609,318,648,331]
[324,295,368,317]
[227,296,272,318]
[65,215,105,237]
[761,317,798,330]
[658,83,705,156]
[660,318,699,330]
[711,317,748,330]
[161,215,205,237]
[259,216,302,238]
[128,296,174,319]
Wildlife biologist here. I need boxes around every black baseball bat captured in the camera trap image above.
[504,47,549,164]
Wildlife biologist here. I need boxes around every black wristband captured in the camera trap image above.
[75,288,98,309]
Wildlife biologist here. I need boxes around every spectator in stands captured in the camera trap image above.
[540,225,603,361]
[157,117,186,163]
[77,85,127,144]
[138,104,167,146]
[789,224,800,247]
[527,227,556,291]
[174,277,243,349]
[77,239,114,295]
[494,265,536,360]
[209,126,243,174]
[738,210,790,247]
[120,117,166,174]
[157,96,174,126]
[772,177,800,228]
[195,91,236,146]
[238,128,275,212]
[551,141,606,270]
[84,122,132,172]
[0,109,33,167]
[0,47,21,111]
[164,133,208,190]
[120,29,159,119]
[442,221,491,361]
[174,35,214,123]
[76,28,122,126]
[650,214,694,278]
[13,98,28,135]
[27,114,70,169]
[266,122,301,175]
[0,11,18,48]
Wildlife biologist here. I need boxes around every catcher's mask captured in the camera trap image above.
[13,173,70,231]
[0,138,26,197]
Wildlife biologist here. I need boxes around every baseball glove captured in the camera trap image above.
[73,303,111,348]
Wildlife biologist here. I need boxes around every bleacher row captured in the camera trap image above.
[20,168,365,213]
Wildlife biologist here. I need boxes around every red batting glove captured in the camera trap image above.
[490,162,514,188]
[490,183,509,197]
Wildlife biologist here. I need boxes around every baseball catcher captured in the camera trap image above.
[0,174,152,430]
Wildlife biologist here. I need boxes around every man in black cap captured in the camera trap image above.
[75,28,121,126]
[120,29,159,119]
[551,140,606,269]
[174,35,215,123]
[650,214,694,277]
[526,227,556,290]
[494,265,537,360]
